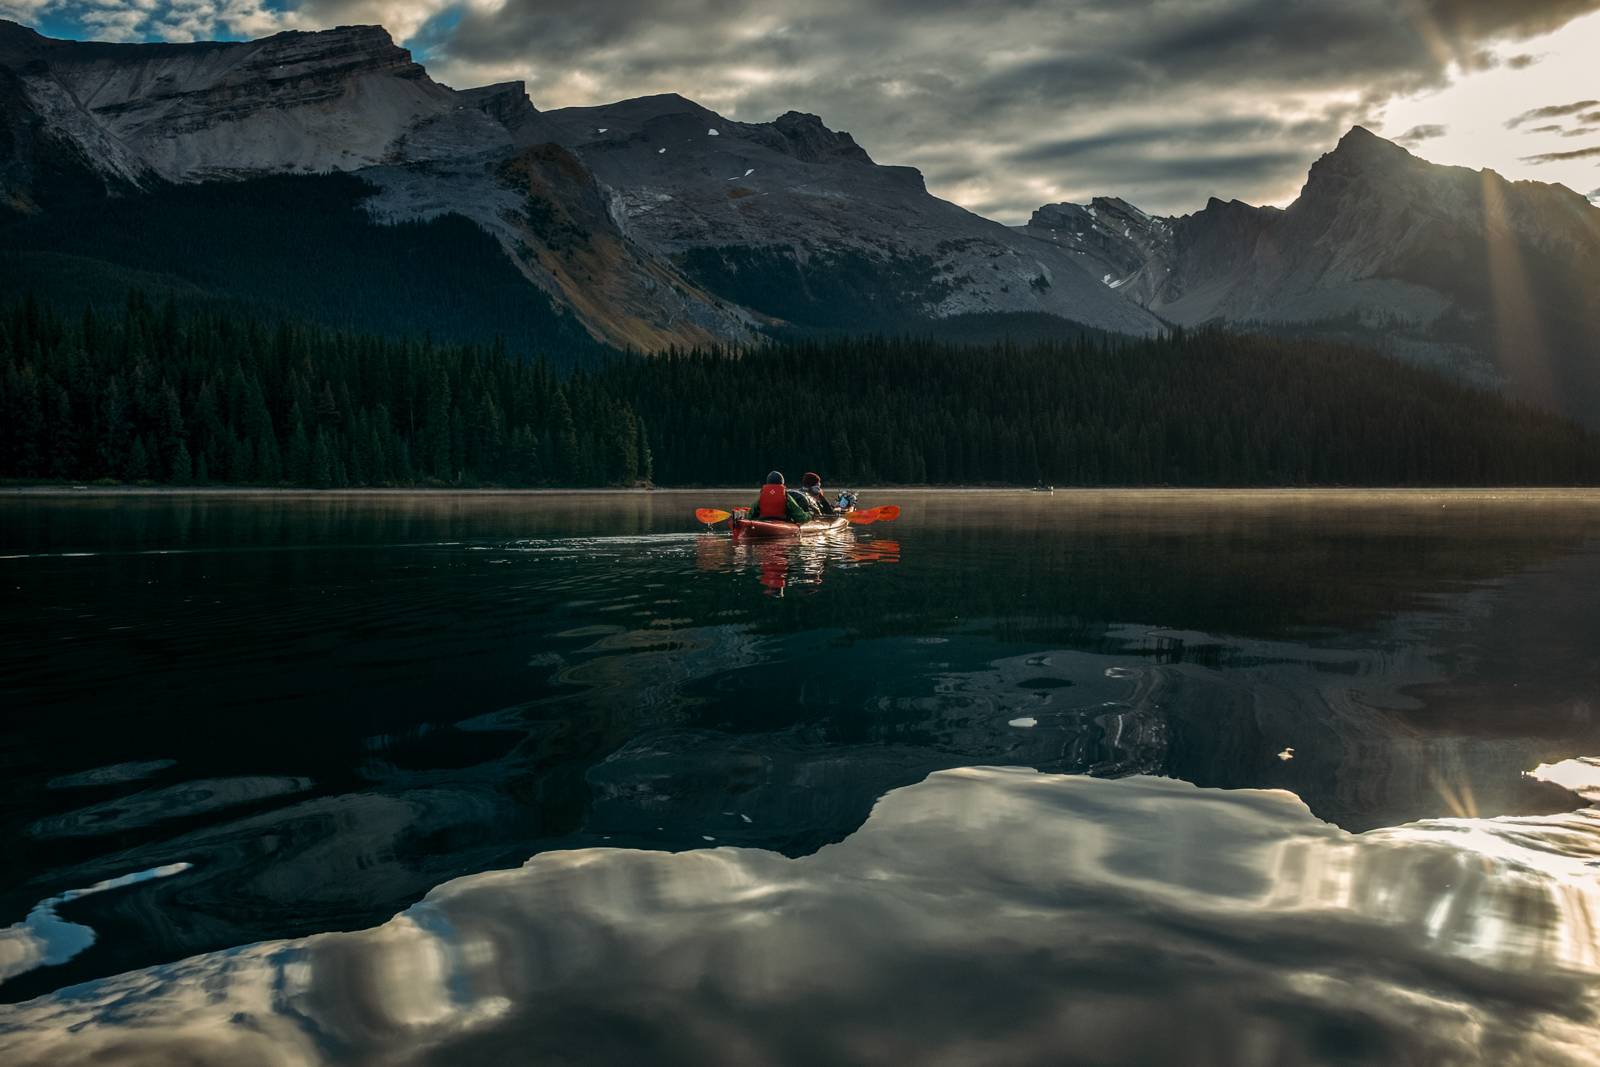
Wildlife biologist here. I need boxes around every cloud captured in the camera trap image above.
[10,0,458,43]
[14,0,1600,219]
[1506,52,1540,68]
[1002,119,1296,164]
[1505,99,1600,127]
[1527,123,1566,133]
[428,0,1600,218]
[1520,145,1600,163]
[1562,126,1600,137]
[1396,124,1448,143]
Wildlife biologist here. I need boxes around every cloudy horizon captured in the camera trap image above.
[6,0,1599,221]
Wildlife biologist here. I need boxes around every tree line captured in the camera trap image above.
[607,333,1600,487]
[3,293,1599,488]
[0,294,649,488]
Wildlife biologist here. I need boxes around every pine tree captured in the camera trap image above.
[126,435,151,481]
[157,383,186,478]
[48,384,76,480]
[635,416,654,485]
[286,409,311,485]
[552,388,579,485]
[366,425,388,485]
[425,367,451,480]
[830,429,854,479]
[257,431,283,484]
[510,426,539,485]
[171,440,193,484]
[228,433,255,483]
[311,428,333,489]
[14,368,44,477]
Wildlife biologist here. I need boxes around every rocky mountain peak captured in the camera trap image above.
[771,111,874,164]
[1023,125,1600,423]
[1302,126,1418,189]
[2,21,504,184]
[457,80,541,133]
[0,18,48,62]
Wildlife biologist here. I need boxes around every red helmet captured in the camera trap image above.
[801,472,821,487]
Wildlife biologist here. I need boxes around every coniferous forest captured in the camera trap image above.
[3,293,1599,488]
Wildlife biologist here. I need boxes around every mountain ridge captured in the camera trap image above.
[0,18,1162,349]
[1024,125,1600,419]
[4,18,1597,420]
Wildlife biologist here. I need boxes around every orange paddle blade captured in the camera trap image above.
[873,505,901,521]
[695,508,732,525]
[844,507,882,524]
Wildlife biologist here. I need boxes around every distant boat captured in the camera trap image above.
[1031,485,1054,494]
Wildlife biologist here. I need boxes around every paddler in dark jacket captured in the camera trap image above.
[749,471,812,523]
[794,471,838,514]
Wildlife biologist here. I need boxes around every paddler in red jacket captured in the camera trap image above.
[748,471,813,523]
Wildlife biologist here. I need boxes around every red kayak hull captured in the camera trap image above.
[730,515,850,540]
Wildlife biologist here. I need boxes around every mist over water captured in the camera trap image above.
[3,489,1599,1061]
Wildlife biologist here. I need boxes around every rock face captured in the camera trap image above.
[1025,127,1600,418]
[0,18,1162,350]
[532,93,1162,336]
[0,21,487,183]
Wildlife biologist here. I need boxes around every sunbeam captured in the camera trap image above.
[1478,168,1557,408]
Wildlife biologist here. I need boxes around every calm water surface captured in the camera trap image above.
[2,489,1599,1064]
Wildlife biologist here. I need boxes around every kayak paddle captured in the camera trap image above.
[695,508,732,525]
[845,506,900,524]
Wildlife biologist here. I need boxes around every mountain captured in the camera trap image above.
[0,19,1162,353]
[1024,127,1600,419]
[529,95,1160,336]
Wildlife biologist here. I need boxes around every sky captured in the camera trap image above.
[6,0,1600,222]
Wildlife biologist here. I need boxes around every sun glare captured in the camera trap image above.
[1380,11,1600,201]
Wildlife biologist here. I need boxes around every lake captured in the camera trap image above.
[2,488,1599,1064]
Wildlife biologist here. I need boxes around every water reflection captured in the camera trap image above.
[694,528,902,595]
[3,490,1600,999]
[3,764,1599,1066]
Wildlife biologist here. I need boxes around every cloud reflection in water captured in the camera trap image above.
[4,764,1600,1066]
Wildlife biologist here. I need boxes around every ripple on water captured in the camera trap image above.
[28,777,313,838]
[46,760,177,789]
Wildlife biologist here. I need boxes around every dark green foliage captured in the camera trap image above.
[2,295,1598,488]
[0,294,648,487]
[606,332,1600,487]
[0,173,609,366]
[125,436,150,481]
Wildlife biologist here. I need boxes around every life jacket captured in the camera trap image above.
[757,482,791,519]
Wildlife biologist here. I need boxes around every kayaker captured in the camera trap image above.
[795,472,838,514]
[749,471,812,524]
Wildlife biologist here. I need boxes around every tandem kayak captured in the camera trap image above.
[730,515,851,539]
